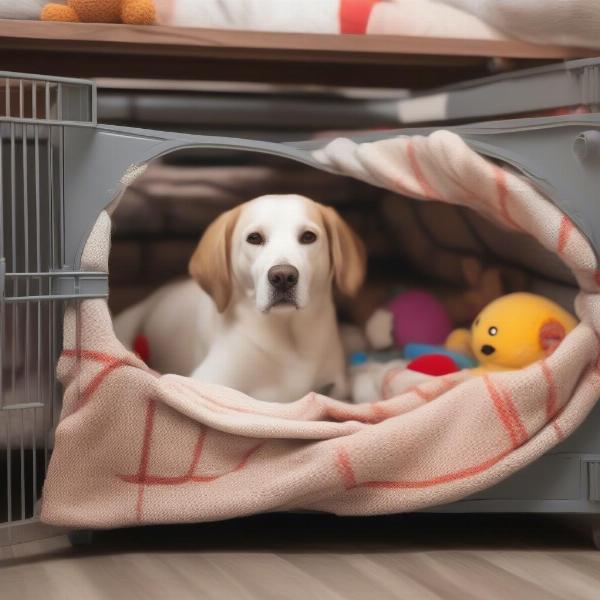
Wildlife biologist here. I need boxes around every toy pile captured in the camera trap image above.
[346,257,578,402]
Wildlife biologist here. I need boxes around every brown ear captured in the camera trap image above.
[539,319,566,356]
[188,205,241,312]
[320,205,366,297]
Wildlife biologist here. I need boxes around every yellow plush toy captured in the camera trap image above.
[41,0,155,25]
[446,292,578,372]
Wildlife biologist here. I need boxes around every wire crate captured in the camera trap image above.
[2,64,600,547]
[0,73,98,545]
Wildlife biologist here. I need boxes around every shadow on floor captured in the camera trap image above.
[78,513,598,554]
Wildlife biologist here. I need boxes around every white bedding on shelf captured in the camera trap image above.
[5,0,600,50]
[156,0,600,48]
[440,0,600,49]
[0,0,47,19]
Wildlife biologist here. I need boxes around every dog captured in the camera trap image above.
[113,194,366,403]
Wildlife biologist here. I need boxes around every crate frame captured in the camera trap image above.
[2,62,600,546]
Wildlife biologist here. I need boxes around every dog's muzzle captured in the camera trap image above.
[266,264,299,310]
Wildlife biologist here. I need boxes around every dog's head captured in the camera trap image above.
[189,194,366,313]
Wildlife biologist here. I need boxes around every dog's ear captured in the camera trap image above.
[189,206,241,313]
[320,205,366,297]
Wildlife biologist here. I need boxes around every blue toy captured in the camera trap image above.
[403,343,477,369]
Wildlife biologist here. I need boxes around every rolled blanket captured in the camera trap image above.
[157,0,504,40]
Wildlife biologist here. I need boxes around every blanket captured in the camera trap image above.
[41,131,600,528]
[441,0,600,49]
[156,0,600,48]
[157,0,504,40]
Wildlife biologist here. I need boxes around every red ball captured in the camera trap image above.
[407,354,459,376]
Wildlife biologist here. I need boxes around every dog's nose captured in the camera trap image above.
[481,344,496,356]
[268,264,298,291]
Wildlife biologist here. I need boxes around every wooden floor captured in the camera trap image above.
[1,514,600,600]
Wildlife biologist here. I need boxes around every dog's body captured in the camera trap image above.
[113,195,365,403]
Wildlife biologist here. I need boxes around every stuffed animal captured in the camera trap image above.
[354,257,524,351]
[366,289,453,350]
[446,292,578,372]
[41,0,155,24]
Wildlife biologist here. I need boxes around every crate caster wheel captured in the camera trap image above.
[68,530,94,546]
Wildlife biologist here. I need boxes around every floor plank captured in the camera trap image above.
[1,514,599,600]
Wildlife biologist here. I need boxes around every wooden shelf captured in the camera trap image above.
[0,20,595,88]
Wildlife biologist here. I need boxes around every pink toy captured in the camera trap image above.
[365,290,453,349]
[388,290,452,346]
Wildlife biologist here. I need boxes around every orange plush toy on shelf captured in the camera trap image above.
[41,0,156,24]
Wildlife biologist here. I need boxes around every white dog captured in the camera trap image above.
[113,194,366,403]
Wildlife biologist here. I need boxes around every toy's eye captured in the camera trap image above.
[488,326,498,336]
[246,232,264,245]
[299,231,317,244]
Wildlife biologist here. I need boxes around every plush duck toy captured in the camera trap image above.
[41,0,155,24]
[446,292,578,373]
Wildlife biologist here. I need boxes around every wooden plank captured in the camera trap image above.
[0,21,594,61]
[0,50,495,89]
[0,21,594,88]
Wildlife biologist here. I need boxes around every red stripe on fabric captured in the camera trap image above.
[336,448,357,488]
[120,442,262,487]
[408,379,458,403]
[63,347,159,379]
[135,399,157,522]
[339,0,377,34]
[493,166,522,231]
[406,139,438,199]
[360,448,512,489]
[123,472,217,485]
[484,375,521,448]
[232,443,263,472]
[595,270,600,289]
[552,421,564,440]
[381,366,405,400]
[63,347,149,414]
[62,348,128,365]
[187,431,207,477]
[436,379,458,396]
[72,360,129,413]
[410,385,432,401]
[557,215,573,255]
[500,385,528,445]
[541,360,558,419]
[370,402,389,422]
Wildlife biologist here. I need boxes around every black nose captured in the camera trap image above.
[481,344,496,356]
[268,264,298,291]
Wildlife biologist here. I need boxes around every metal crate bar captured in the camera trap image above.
[0,73,96,126]
[0,72,99,544]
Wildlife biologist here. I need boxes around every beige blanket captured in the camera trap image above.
[41,132,600,528]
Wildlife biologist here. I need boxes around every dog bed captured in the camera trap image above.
[40,131,600,527]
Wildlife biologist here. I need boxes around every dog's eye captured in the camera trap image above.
[246,232,264,245]
[488,326,498,336]
[300,231,317,244]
